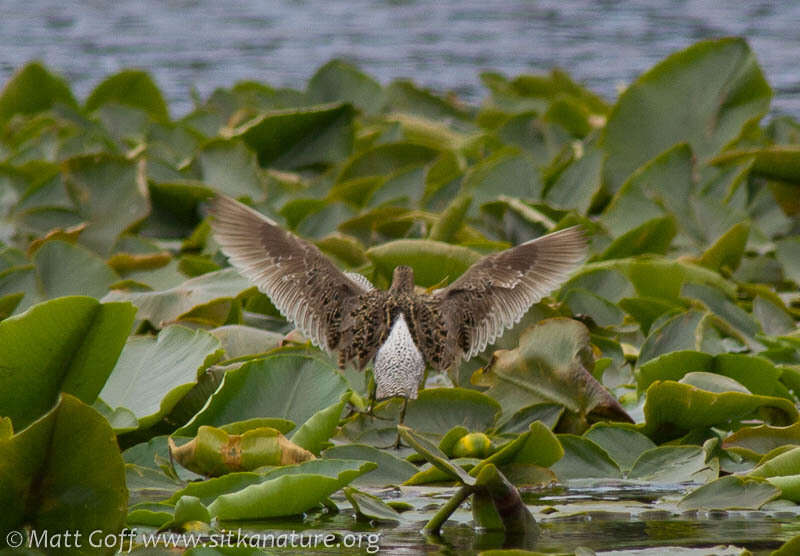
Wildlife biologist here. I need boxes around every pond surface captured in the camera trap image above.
[175,484,800,555]
[1,1,799,117]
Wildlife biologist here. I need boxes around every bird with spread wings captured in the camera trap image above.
[210,195,587,438]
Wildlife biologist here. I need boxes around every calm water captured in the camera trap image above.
[1,1,799,117]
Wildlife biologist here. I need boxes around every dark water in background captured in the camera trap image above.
[1,0,800,118]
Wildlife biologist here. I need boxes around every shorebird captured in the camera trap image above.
[211,195,586,438]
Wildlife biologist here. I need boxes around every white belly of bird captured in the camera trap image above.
[373,313,426,400]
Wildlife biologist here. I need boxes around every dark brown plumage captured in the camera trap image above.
[210,194,587,402]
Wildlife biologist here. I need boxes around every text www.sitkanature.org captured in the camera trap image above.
[10,528,382,553]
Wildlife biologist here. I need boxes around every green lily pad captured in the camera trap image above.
[495,403,564,434]
[678,475,780,510]
[603,38,770,192]
[628,445,712,483]
[236,103,355,169]
[0,296,135,430]
[208,461,374,520]
[711,145,800,184]
[0,62,77,125]
[177,353,348,436]
[403,388,501,437]
[473,318,632,433]
[0,394,127,546]
[62,154,151,256]
[33,239,119,299]
[597,216,677,260]
[461,148,543,211]
[343,486,403,523]
[169,426,314,476]
[102,268,256,328]
[479,421,564,472]
[321,444,418,486]
[764,475,800,503]
[399,425,476,486]
[749,446,800,479]
[697,221,750,273]
[290,394,347,455]
[775,237,800,287]
[366,238,481,287]
[209,325,283,359]
[723,423,800,456]
[550,434,621,481]
[99,325,223,430]
[544,145,604,214]
[601,143,695,237]
[585,423,656,473]
[307,60,384,115]
[85,69,168,119]
[338,141,439,182]
[196,139,266,200]
[642,380,799,442]
[638,351,788,400]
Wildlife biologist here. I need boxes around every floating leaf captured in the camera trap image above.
[0,296,135,430]
[776,237,800,286]
[628,445,711,483]
[544,145,603,214]
[585,423,656,473]
[637,351,788,400]
[0,61,77,125]
[196,139,266,200]
[366,239,481,287]
[550,434,621,481]
[399,425,476,486]
[697,221,750,273]
[678,475,779,510]
[85,69,168,119]
[472,463,538,534]
[343,487,402,523]
[236,103,355,169]
[169,426,314,477]
[63,154,150,256]
[99,326,223,429]
[723,423,800,456]
[749,446,800,479]
[33,239,119,299]
[290,395,347,456]
[495,403,564,434]
[642,380,799,442]
[461,148,543,210]
[601,143,695,237]
[209,325,283,359]
[103,268,256,327]
[177,354,347,436]
[322,444,418,487]
[597,216,676,260]
[338,142,439,182]
[473,318,632,433]
[603,38,771,192]
[207,461,374,520]
[0,394,127,542]
[307,60,384,115]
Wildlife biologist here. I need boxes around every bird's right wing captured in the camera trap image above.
[210,195,370,352]
[435,226,587,359]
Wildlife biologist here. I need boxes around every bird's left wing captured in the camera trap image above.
[434,226,587,360]
[210,195,370,351]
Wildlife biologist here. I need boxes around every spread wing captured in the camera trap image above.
[210,195,370,352]
[434,226,587,360]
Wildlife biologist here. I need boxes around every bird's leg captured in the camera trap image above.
[394,397,409,449]
[366,373,377,417]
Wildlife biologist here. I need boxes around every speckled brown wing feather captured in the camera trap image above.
[210,195,370,352]
[434,226,587,361]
